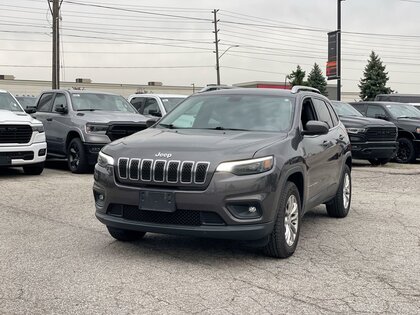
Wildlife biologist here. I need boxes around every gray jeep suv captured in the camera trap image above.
[32,90,147,173]
[93,87,352,258]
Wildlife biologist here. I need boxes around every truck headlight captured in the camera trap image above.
[32,125,44,133]
[97,151,114,168]
[346,128,366,134]
[216,156,274,175]
[86,123,108,134]
[416,127,420,134]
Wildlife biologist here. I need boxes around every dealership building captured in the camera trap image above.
[0,76,359,101]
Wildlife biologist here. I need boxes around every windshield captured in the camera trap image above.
[160,97,186,112]
[0,92,24,112]
[71,93,137,113]
[331,101,363,117]
[16,97,36,108]
[385,104,420,118]
[157,94,295,132]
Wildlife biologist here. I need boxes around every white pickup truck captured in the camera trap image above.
[0,90,47,175]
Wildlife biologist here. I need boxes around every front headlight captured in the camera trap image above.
[216,156,274,176]
[346,128,366,134]
[86,123,108,134]
[416,127,420,134]
[97,151,114,168]
[32,125,44,133]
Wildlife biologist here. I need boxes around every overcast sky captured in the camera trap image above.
[1,0,420,94]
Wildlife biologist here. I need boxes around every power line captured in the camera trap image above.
[0,64,214,69]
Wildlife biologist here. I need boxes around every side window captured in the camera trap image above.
[325,101,339,126]
[352,104,366,115]
[144,98,161,116]
[52,93,67,112]
[130,97,145,112]
[366,105,387,119]
[37,93,54,112]
[313,98,334,128]
[301,98,317,130]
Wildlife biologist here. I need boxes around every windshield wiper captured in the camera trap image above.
[205,126,250,131]
[77,108,101,111]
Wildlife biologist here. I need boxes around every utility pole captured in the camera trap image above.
[337,0,343,101]
[51,0,61,89]
[212,9,220,85]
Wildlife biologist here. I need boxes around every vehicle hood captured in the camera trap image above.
[0,109,42,125]
[75,111,147,124]
[396,117,420,125]
[339,115,395,128]
[103,128,287,162]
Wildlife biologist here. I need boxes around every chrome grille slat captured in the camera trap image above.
[117,158,209,186]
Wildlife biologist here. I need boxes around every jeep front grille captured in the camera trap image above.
[117,158,210,186]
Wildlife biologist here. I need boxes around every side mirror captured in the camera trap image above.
[375,114,388,121]
[146,117,160,128]
[55,104,68,114]
[302,121,329,136]
[25,106,36,114]
[148,109,162,117]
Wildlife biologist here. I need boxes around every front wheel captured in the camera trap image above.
[326,165,351,218]
[67,138,89,173]
[395,138,416,164]
[107,226,146,242]
[263,182,301,258]
[23,162,44,175]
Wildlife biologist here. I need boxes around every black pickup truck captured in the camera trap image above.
[331,101,398,165]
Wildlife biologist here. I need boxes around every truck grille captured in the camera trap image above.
[0,125,32,144]
[117,157,210,186]
[108,204,225,226]
[366,127,397,141]
[0,151,34,160]
[106,123,147,141]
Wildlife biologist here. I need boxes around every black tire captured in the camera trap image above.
[107,226,146,242]
[368,158,390,166]
[67,137,89,173]
[23,162,44,175]
[395,138,416,164]
[326,165,351,218]
[263,182,301,258]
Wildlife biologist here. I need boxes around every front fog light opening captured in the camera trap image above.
[227,203,262,219]
[94,191,106,207]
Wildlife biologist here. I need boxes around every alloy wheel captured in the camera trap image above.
[284,194,299,247]
[343,173,351,209]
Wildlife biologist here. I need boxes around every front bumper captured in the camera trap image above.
[0,142,47,166]
[93,163,279,241]
[351,141,397,160]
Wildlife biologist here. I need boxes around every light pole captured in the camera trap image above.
[337,0,345,101]
[216,45,239,85]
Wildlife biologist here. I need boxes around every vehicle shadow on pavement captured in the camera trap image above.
[0,167,25,178]
[45,159,94,173]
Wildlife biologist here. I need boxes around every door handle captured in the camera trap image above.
[46,118,53,122]
[322,140,332,147]
[338,135,344,140]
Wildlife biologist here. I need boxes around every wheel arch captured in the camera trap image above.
[66,130,84,149]
[398,130,415,140]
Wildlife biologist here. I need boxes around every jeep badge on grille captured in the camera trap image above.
[155,152,172,158]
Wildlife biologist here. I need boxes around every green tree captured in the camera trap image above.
[307,63,328,96]
[288,65,306,86]
[359,51,392,101]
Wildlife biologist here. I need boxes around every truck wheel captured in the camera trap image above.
[263,182,301,258]
[368,158,390,166]
[326,165,351,218]
[395,138,416,163]
[67,138,89,173]
[107,226,146,242]
[23,162,44,175]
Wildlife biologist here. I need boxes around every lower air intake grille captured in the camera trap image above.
[108,205,225,226]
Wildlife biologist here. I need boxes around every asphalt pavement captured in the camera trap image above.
[0,161,419,314]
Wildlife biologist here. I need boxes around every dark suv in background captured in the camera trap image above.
[331,101,397,165]
[93,87,352,258]
[32,90,148,173]
[350,101,420,163]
